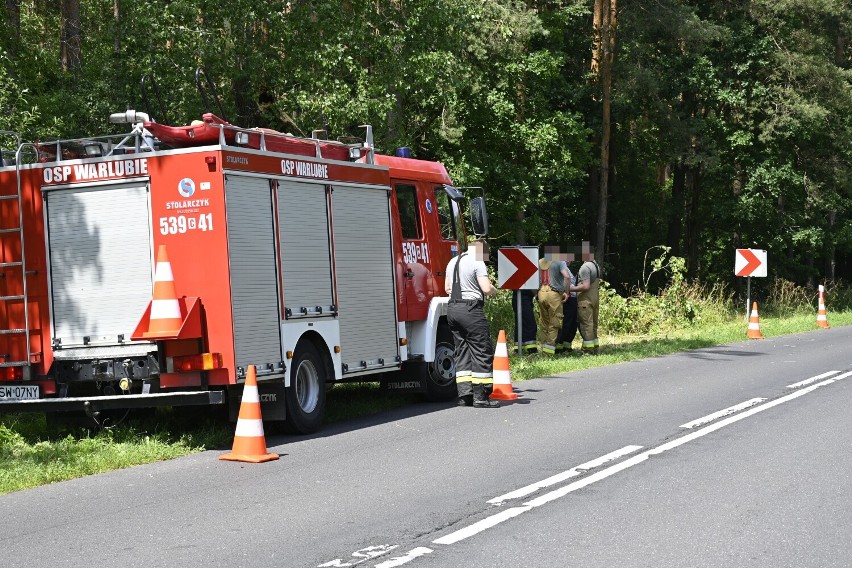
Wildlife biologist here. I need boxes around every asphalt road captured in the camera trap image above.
[2,326,850,568]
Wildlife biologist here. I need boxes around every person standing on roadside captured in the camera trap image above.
[556,261,578,353]
[537,256,571,355]
[512,289,538,354]
[568,249,601,354]
[445,239,499,408]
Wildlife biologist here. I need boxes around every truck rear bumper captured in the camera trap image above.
[0,391,225,414]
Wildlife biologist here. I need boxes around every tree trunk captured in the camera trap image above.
[595,0,616,256]
[5,0,20,57]
[667,161,685,256]
[515,209,526,245]
[684,165,702,279]
[591,0,604,76]
[732,161,744,298]
[113,0,120,54]
[60,0,82,72]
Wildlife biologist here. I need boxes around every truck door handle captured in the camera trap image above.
[404,270,414,278]
[435,271,445,277]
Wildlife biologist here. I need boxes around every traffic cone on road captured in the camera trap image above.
[816,284,830,329]
[747,302,764,340]
[142,244,183,338]
[220,365,279,463]
[490,330,519,400]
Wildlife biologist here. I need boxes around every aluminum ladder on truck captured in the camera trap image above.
[0,135,34,379]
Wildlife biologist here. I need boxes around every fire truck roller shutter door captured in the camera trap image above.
[225,176,283,377]
[331,185,399,373]
[46,183,153,347]
[277,180,333,315]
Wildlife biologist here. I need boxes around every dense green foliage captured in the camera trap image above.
[1,1,850,293]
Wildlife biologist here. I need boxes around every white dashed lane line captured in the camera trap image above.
[429,369,852,548]
[487,445,643,505]
[787,370,840,389]
[679,398,766,429]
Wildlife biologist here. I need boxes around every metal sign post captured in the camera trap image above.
[498,247,540,353]
[735,249,767,320]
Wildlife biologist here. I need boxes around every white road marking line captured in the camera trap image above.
[525,370,852,508]
[432,369,852,545]
[318,545,398,567]
[787,370,839,389]
[487,445,643,504]
[433,507,532,545]
[679,398,766,429]
[373,547,433,568]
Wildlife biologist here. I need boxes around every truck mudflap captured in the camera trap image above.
[0,390,225,414]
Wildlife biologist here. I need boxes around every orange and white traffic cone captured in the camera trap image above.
[142,244,183,338]
[816,284,830,329]
[221,365,279,463]
[747,302,764,340]
[490,329,519,400]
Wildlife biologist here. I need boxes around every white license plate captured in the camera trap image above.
[0,385,39,401]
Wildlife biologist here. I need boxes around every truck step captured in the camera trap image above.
[0,228,21,234]
[0,262,22,268]
[0,195,20,201]
[0,295,24,301]
[0,361,29,368]
[0,329,26,335]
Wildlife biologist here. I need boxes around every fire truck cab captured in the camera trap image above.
[0,113,488,433]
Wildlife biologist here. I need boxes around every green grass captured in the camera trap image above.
[1,310,850,495]
[509,311,852,381]
[0,409,231,494]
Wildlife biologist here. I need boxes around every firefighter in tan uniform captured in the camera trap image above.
[568,256,601,354]
[537,258,571,355]
[444,240,499,408]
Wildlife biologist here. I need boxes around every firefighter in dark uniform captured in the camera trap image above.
[512,289,538,354]
[444,239,499,408]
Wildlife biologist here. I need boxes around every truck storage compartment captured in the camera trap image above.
[277,180,334,317]
[331,184,399,374]
[224,175,283,378]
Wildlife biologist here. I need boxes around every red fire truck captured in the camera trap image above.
[0,110,488,433]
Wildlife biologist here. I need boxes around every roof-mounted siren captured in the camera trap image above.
[442,184,488,237]
[395,147,413,158]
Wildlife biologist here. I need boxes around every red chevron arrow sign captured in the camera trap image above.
[735,249,767,277]
[498,247,540,290]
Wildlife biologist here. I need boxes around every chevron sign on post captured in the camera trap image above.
[498,247,539,290]
[735,249,767,277]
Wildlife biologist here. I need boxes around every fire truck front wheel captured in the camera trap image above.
[421,327,457,402]
[285,342,328,434]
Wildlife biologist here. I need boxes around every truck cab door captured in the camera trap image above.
[428,185,463,298]
[391,182,430,321]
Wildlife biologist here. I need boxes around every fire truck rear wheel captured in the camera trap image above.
[285,342,327,434]
[421,327,456,402]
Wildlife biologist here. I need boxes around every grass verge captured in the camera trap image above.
[1,311,850,495]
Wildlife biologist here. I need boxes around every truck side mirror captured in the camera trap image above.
[469,196,488,237]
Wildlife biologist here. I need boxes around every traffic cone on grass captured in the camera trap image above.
[142,244,183,338]
[747,302,764,340]
[817,284,830,329]
[490,330,519,400]
[220,365,279,463]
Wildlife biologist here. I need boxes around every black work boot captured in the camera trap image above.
[473,384,499,408]
[457,395,473,407]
